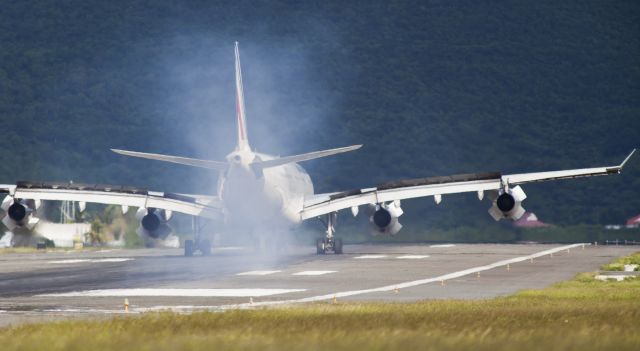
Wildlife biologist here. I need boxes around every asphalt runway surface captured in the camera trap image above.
[0,243,637,326]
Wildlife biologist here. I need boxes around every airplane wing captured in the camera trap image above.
[0,181,223,220]
[300,149,636,220]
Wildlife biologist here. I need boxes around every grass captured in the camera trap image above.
[0,247,68,254]
[601,252,640,271]
[1,257,639,350]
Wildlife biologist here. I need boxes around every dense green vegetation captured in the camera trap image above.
[1,255,639,350]
[0,1,638,234]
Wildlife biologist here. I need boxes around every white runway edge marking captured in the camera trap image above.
[37,288,306,298]
[48,258,134,264]
[236,270,281,276]
[430,244,456,248]
[217,247,246,251]
[205,243,588,310]
[396,255,430,259]
[354,255,388,259]
[292,270,337,276]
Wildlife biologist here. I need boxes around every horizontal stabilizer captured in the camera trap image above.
[111,149,227,171]
[252,145,362,171]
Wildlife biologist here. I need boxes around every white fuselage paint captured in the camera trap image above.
[218,149,313,227]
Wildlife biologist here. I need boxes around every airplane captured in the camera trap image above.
[0,42,636,256]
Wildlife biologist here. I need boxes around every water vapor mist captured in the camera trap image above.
[145,34,346,261]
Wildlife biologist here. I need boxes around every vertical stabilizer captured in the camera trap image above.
[235,42,250,151]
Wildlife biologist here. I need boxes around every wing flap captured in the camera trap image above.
[302,177,501,219]
[9,183,222,220]
[504,149,636,185]
[301,149,635,220]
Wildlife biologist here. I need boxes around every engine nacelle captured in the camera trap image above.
[369,201,403,236]
[1,196,40,231]
[488,185,527,221]
[136,207,172,242]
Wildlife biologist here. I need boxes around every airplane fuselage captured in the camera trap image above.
[218,149,313,227]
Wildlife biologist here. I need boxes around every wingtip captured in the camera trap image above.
[619,148,637,169]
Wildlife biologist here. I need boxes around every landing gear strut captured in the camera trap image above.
[316,212,343,255]
[184,216,211,257]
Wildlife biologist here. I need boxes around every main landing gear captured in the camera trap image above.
[184,216,211,257]
[316,212,343,255]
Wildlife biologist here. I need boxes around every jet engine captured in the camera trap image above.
[488,185,527,221]
[1,196,40,230]
[369,201,403,236]
[136,207,172,242]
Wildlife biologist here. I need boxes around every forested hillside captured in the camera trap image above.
[0,1,638,229]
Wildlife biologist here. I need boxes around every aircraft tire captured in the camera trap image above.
[334,238,343,254]
[316,238,326,255]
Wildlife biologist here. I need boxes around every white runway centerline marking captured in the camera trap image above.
[396,255,430,259]
[236,270,281,276]
[37,288,306,298]
[292,270,336,276]
[48,258,134,264]
[354,255,388,259]
[430,244,456,248]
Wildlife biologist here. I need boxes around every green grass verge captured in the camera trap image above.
[601,252,640,271]
[1,259,639,350]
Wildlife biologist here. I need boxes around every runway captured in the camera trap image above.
[0,243,636,325]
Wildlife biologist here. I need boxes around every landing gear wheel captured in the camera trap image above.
[200,239,211,256]
[316,238,326,255]
[334,238,343,254]
[184,240,194,257]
